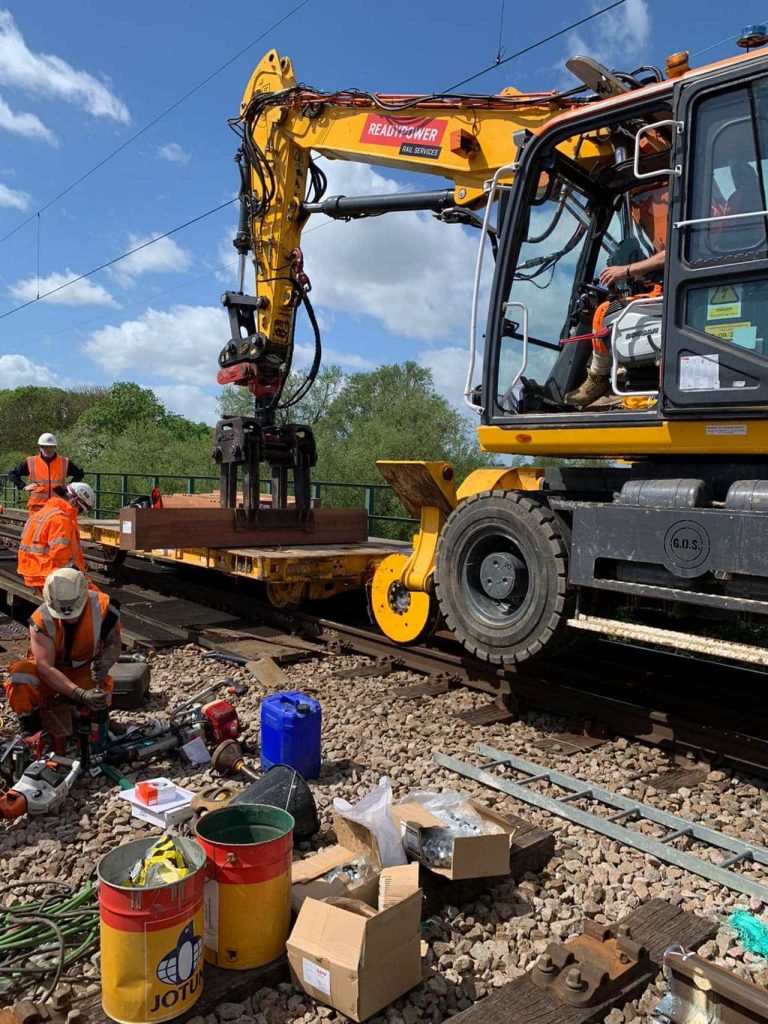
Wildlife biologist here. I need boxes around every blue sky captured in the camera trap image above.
[0,0,764,423]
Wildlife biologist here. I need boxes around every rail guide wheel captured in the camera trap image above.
[372,553,439,644]
[434,490,574,665]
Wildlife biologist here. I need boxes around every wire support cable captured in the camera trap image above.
[0,0,311,249]
[0,197,238,321]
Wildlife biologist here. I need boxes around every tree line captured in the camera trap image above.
[0,365,493,537]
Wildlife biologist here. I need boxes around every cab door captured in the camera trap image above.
[663,55,768,412]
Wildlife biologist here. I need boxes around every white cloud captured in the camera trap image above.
[418,344,472,412]
[157,142,191,165]
[0,94,55,144]
[0,353,57,387]
[110,234,191,285]
[0,181,28,209]
[293,340,376,371]
[153,384,218,425]
[82,304,227,385]
[568,0,651,69]
[0,10,129,122]
[9,269,116,306]
[302,162,482,342]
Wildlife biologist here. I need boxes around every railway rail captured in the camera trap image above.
[2,509,768,776]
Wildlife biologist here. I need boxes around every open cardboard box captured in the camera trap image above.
[391,798,515,880]
[291,812,383,913]
[287,863,422,1022]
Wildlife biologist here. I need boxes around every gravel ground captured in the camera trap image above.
[3,644,768,1023]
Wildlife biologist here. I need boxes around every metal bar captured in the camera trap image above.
[674,208,768,229]
[477,743,768,863]
[435,750,768,901]
[516,771,552,785]
[607,808,638,822]
[559,788,593,802]
[660,827,693,844]
[720,851,751,869]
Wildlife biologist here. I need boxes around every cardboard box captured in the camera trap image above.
[291,812,382,913]
[391,799,514,880]
[287,863,422,1022]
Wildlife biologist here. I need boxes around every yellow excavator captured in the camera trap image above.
[217,34,768,665]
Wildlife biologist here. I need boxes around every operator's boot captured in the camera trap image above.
[565,370,610,407]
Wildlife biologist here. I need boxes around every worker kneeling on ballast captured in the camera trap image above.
[3,568,122,738]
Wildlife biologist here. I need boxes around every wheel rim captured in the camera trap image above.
[461,528,535,629]
[371,553,438,644]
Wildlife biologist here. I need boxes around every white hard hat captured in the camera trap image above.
[67,482,95,511]
[38,433,57,447]
[43,568,89,620]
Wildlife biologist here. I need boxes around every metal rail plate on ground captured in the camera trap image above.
[435,743,768,902]
[446,899,715,1024]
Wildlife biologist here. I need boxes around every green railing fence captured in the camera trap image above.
[0,472,417,538]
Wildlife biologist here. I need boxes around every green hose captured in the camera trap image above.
[0,880,99,1001]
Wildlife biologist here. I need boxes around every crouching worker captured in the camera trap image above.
[3,568,121,740]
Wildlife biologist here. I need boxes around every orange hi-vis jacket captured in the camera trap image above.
[4,589,117,716]
[17,497,85,590]
[26,454,70,512]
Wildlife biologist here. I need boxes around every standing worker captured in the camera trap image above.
[3,568,121,738]
[8,433,85,513]
[17,482,95,592]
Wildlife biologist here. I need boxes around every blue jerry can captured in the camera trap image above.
[260,691,322,779]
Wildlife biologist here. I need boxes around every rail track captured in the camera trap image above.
[2,509,768,775]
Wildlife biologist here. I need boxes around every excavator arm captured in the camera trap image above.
[212,49,609,521]
[218,49,589,401]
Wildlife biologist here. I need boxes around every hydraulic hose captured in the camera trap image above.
[0,880,99,1001]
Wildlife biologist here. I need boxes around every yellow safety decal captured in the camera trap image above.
[705,320,752,341]
[706,284,742,320]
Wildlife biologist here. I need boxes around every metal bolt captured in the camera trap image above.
[50,985,73,1011]
[458,188,467,199]
[537,953,554,974]
[616,923,632,940]
[565,967,584,990]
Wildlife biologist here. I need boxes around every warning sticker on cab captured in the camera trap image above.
[360,115,447,153]
[679,353,719,391]
[705,424,747,436]
[705,320,751,341]
[706,284,742,320]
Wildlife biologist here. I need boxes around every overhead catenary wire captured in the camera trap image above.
[443,0,628,92]
[8,176,440,347]
[0,0,311,249]
[0,196,239,321]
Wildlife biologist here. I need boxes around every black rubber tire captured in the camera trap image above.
[434,490,574,666]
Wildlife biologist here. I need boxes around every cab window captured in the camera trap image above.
[687,84,768,263]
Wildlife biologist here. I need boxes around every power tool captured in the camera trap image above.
[0,755,81,819]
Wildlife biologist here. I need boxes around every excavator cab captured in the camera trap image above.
[478,50,768,455]
[481,100,675,423]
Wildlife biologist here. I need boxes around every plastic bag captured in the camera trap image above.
[398,789,504,836]
[333,777,407,867]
